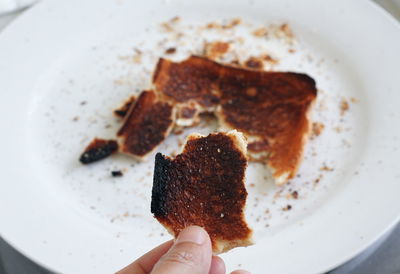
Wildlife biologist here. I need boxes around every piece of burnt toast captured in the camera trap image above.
[151,130,253,254]
[79,138,119,164]
[117,90,175,159]
[153,55,317,184]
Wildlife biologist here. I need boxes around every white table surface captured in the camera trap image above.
[1,1,400,273]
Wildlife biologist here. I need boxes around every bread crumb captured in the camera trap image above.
[204,41,230,60]
[282,204,292,211]
[262,54,279,65]
[310,122,325,139]
[165,47,176,54]
[252,27,268,37]
[244,57,263,70]
[320,164,334,172]
[340,97,349,116]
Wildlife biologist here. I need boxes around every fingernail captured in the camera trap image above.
[176,226,207,245]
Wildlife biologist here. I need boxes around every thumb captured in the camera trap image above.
[151,226,212,274]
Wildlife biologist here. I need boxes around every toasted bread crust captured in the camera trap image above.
[117,90,175,158]
[151,132,253,253]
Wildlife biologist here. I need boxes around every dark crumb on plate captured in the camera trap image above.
[314,174,323,184]
[79,138,119,164]
[80,101,87,106]
[165,47,176,54]
[288,48,296,53]
[291,191,299,199]
[282,204,292,211]
[72,116,79,122]
[111,170,123,177]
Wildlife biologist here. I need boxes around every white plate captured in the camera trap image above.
[1,0,400,273]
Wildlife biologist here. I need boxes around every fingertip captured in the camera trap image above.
[210,256,226,274]
[176,226,210,245]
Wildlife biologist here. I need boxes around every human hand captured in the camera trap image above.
[116,226,250,274]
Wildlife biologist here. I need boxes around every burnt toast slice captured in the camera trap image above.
[117,90,175,159]
[151,130,253,254]
[153,56,317,184]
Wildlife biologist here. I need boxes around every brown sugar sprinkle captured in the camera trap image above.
[262,54,279,64]
[252,27,268,37]
[310,122,325,139]
[165,47,176,54]
[340,97,349,116]
[282,204,292,211]
[204,41,230,59]
[244,57,263,70]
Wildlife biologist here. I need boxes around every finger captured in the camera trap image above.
[231,270,251,274]
[209,256,226,274]
[117,240,173,274]
[151,226,212,274]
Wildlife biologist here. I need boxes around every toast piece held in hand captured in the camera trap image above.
[151,130,253,254]
[117,90,175,159]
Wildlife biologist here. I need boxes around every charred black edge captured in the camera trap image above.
[151,153,171,217]
[79,140,119,164]
[114,109,127,118]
